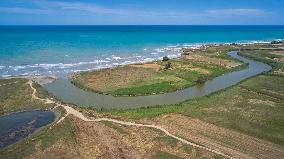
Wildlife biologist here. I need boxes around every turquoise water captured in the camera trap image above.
[0,25,283,77]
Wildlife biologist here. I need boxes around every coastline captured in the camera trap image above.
[0,41,267,80]
[1,40,283,79]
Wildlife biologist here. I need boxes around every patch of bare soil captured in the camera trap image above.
[130,63,161,71]
[172,62,210,74]
[270,51,284,63]
[74,118,142,159]
[29,75,58,85]
[190,67,210,74]
[185,54,240,68]
[147,114,284,159]
[71,116,219,159]
[270,51,284,56]
[26,115,220,159]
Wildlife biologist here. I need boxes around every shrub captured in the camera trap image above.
[162,56,170,61]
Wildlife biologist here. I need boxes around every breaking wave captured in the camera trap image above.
[0,39,280,78]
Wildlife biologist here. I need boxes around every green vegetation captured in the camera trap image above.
[103,45,284,145]
[154,136,178,147]
[108,74,284,145]
[153,151,183,159]
[0,78,54,115]
[180,144,192,154]
[239,50,284,75]
[0,78,67,158]
[72,45,244,96]
[37,116,75,150]
[181,75,284,145]
[104,47,284,145]
[0,116,75,159]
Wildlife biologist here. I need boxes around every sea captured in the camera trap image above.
[0,25,284,78]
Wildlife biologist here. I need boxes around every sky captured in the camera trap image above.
[0,0,284,25]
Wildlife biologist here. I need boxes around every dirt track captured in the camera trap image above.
[28,80,235,159]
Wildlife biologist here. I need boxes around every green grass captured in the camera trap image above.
[103,48,284,145]
[154,136,178,147]
[108,104,181,120]
[106,74,284,145]
[239,50,284,74]
[72,45,244,96]
[153,151,183,159]
[112,81,179,96]
[0,78,68,159]
[37,117,75,150]
[0,78,54,115]
[180,144,192,154]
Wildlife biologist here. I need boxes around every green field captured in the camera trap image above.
[0,78,68,159]
[105,47,284,145]
[72,45,244,96]
[0,78,55,115]
[108,73,284,145]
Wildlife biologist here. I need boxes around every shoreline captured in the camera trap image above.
[1,40,283,79]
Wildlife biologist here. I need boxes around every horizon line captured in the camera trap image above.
[1,24,284,26]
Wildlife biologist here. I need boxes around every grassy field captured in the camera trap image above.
[104,47,284,145]
[72,45,244,96]
[0,78,55,115]
[153,151,183,159]
[107,73,284,145]
[0,78,68,158]
[239,50,284,76]
[1,43,283,158]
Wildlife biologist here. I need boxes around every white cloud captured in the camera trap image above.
[0,7,54,14]
[206,8,268,16]
[0,0,270,20]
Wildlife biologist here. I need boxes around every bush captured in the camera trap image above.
[164,62,172,70]
[162,56,170,61]
[196,76,208,84]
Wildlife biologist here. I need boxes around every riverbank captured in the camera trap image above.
[0,77,65,150]
[100,46,284,145]
[43,50,271,109]
[1,42,283,159]
[1,76,230,159]
[71,44,246,96]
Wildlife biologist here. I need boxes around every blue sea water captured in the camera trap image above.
[0,25,284,78]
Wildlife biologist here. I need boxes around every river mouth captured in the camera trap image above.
[0,111,55,149]
[43,51,272,109]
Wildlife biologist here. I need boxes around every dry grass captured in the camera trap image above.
[130,63,162,71]
[185,54,241,68]
[0,78,54,115]
[22,116,220,159]
[80,66,158,91]
[147,114,284,159]
[72,46,242,96]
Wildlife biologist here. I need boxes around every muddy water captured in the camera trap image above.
[0,111,55,148]
[44,52,271,109]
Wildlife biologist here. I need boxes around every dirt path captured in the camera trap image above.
[28,80,235,159]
